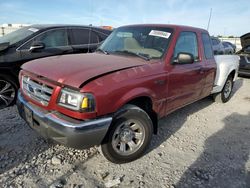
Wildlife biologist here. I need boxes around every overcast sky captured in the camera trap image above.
[0,0,249,36]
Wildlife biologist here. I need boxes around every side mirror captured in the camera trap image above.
[29,41,45,52]
[173,52,194,64]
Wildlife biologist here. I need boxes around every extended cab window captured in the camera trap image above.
[202,33,214,59]
[71,29,90,45]
[174,32,199,60]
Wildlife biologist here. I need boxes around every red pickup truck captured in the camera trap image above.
[17,24,239,163]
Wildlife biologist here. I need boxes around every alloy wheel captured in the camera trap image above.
[0,80,16,108]
[111,119,146,156]
[223,79,232,99]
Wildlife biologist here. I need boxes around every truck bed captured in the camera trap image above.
[212,55,239,94]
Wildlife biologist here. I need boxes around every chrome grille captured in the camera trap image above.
[22,75,54,106]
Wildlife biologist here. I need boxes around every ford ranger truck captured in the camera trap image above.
[17,24,239,163]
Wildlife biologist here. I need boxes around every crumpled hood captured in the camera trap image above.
[22,53,146,88]
[240,33,250,49]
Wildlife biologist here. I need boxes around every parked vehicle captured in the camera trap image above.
[222,41,234,54]
[17,24,239,163]
[223,41,236,53]
[0,25,112,108]
[211,36,225,55]
[237,32,250,76]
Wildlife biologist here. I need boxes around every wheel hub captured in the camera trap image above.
[224,80,232,98]
[111,120,146,156]
[120,128,134,143]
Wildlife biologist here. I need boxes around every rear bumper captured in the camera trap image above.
[17,91,113,149]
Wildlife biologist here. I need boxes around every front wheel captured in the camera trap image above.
[101,105,153,163]
[0,76,18,109]
[213,76,233,103]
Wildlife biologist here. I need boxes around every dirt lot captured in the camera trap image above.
[0,77,250,188]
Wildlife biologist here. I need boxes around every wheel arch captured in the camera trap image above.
[0,69,19,86]
[103,88,159,135]
[126,96,158,134]
[228,69,236,81]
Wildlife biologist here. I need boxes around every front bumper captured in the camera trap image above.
[17,91,113,149]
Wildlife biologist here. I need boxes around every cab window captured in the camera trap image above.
[202,33,214,59]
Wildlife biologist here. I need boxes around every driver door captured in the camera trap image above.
[167,31,205,112]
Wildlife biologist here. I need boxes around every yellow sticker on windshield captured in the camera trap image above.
[149,30,171,39]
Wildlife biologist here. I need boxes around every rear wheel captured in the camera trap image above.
[213,75,233,103]
[0,76,18,109]
[101,105,153,163]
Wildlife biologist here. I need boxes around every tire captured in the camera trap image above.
[213,75,233,103]
[101,104,153,163]
[0,75,18,109]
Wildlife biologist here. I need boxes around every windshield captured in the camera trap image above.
[99,26,173,59]
[0,27,38,45]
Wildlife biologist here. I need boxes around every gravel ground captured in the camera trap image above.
[0,77,250,188]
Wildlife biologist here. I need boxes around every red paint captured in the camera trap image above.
[20,24,216,120]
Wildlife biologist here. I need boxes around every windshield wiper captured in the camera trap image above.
[96,48,109,55]
[112,50,151,61]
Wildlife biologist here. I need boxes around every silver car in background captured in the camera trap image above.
[211,36,225,55]
[223,41,236,53]
[222,41,234,54]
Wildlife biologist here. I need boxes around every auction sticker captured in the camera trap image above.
[149,30,171,39]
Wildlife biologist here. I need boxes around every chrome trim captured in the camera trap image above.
[58,88,84,111]
[18,91,112,129]
[29,44,44,51]
[22,75,53,106]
